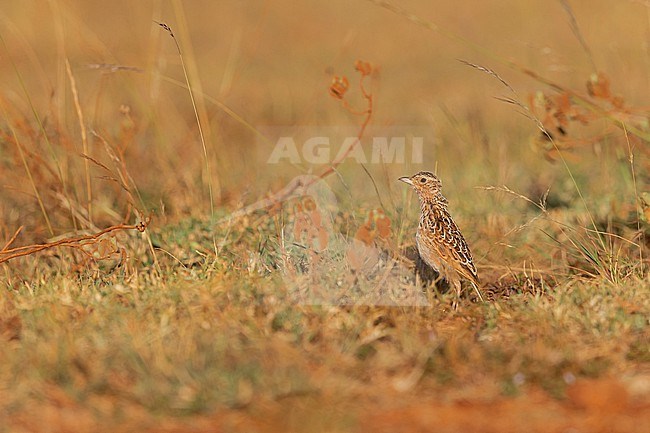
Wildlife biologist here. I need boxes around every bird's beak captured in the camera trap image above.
[399,176,413,185]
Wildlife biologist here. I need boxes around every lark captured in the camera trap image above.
[399,171,484,303]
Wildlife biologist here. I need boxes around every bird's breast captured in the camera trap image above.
[416,230,443,272]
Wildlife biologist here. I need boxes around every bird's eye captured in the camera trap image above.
[419,178,427,184]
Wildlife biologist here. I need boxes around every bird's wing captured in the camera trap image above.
[424,210,480,285]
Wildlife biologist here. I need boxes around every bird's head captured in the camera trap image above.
[399,171,445,204]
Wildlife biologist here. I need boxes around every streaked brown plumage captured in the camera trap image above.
[399,171,483,303]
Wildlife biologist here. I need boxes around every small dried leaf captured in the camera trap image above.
[376,214,391,239]
[587,72,611,99]
[355,225,374,245]
[329,76,349,100]
[354,60,372,76]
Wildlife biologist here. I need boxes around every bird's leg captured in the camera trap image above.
[451,278,461,310]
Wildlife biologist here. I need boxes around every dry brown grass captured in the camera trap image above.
[1,1,649,432]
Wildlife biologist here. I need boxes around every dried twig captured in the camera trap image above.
[0,220,150,265]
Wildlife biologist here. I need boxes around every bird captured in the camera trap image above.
[399,171,484,304]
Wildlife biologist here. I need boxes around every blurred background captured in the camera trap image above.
[1,0,648,271]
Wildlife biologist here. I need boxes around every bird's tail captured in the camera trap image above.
[470,281,485,302]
